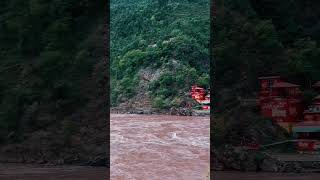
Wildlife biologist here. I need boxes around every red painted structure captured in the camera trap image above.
[258,76,303,128]
[294,93,320,151]
[296,140,320,152]
[258,77,320,151]
[190,86,210,110]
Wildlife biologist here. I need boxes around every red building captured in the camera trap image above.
[258,77,320,151]
[258,76,303,132]
[293,95,320,151]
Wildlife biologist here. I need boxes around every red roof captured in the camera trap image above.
[258,76,281,80]
[271,82,299,88]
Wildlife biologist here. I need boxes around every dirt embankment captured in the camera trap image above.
[111,88,206,116]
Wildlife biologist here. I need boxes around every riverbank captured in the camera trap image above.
[0,163,107,180]
[213,171,320,180]
[110,108,210,116]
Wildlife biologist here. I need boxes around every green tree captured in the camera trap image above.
[158,0,169,7]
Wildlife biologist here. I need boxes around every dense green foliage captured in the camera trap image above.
[213,0,320,146]
[215,0,320,95]
[0,0,106,143]
[111,0,210,108]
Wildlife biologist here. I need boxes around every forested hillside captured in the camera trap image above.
[213,0,320,146]
[111,0,210,111]
[0,0,107,164]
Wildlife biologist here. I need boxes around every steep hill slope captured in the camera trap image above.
[111,0,210,112]
[213,0,320,146]
[0,0,107,165]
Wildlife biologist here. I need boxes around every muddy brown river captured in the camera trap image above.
[2,114,320,179]
[111,114,210,180]
[111,114,320,180]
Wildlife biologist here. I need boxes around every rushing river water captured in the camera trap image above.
[2,114,319,180]
[111,114,210,180]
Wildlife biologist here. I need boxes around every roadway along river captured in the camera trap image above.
[111,114,210,180]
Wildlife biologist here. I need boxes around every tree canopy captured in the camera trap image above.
[111,0,210,108]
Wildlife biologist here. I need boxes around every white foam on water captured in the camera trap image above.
[110,114,209,180]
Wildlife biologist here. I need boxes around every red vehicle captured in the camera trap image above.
[190,86,210,110]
